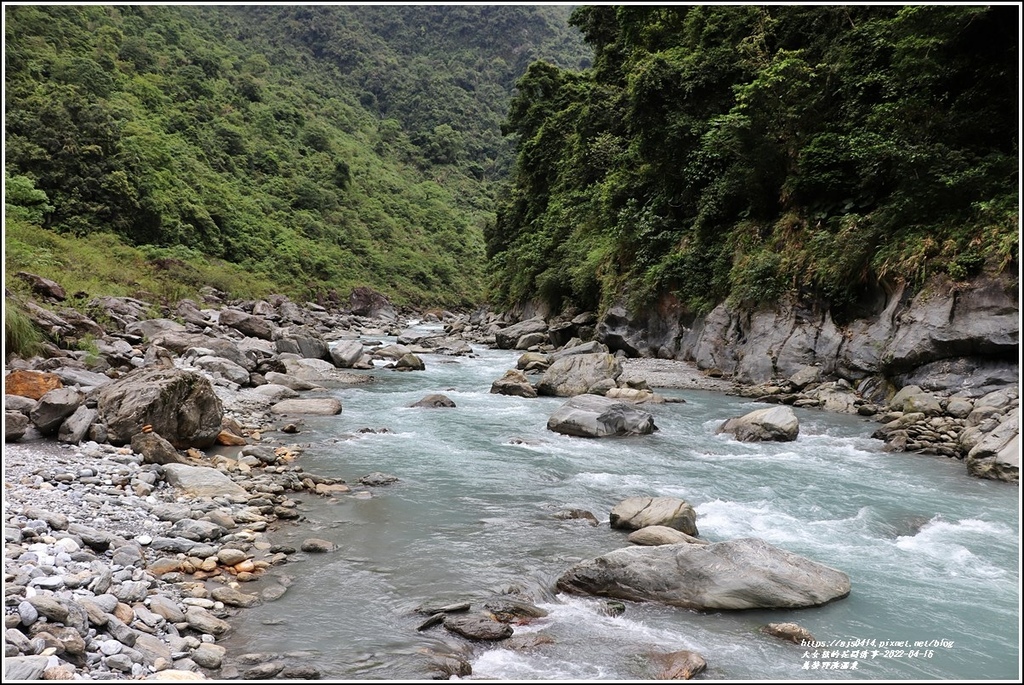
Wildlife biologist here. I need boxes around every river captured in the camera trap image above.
[222,325,1020,680]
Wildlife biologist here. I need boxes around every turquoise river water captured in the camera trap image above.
[222,324,1020,681]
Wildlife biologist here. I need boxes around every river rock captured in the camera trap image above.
[29,387,83,435]
[494,317,548,349]
[556,538,851,610]
[653,650,707,680]
[553,509,600,525]
[516,352,551,372]
[210,586,262,608]
[605,387,665,403]
[627,526,705,546]
[300,538,335,553]
[131,430,188,465]
[395,353,425,371]
[481,598,549,623]
[546,394,656,438]
[330,340,365,368]
[717,406,799,442]
[5,655,50,681]
[161,463,250,501]
[217,308,274,340]
[349,285,395,319]
[409,394,456,408]
[762,622,815,644]
[56,404,96,444]
[185,607,230,636]
[442,613,513,641]
[96,368,223,448]
[536,353,622,397]
[274,325,329,360]
[490,369,538,398]
[270,398,342,415]
[610,497,698,536]
[190,643,226,669]
[6,411,30,442]
[966,413,1019,482]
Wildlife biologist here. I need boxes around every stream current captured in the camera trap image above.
[223,324,1019,680]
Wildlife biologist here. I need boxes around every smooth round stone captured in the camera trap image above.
[18,601,39,625]
[136,535,153,546]
[99,640,123,656]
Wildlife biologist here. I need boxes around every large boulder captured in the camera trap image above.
[556,538,851,611]
[95,368,223,448]
[547,394,656,438]
[536,353,622,397]
[329,340,365,368]
[5,411,30,442]
[5,369,63,400]
[29,387,84,435]
[349,286,396,319]
[274,326,329,360]
[161,463,250,502]
[966,413,1019,483]
[717,406,799,442]
[217,308,274,340]
[610,496,698,536]
[490,369,538,398]
[494,317,549,350]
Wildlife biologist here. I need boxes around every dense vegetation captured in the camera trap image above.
[488,5,1019,317]
[4,4,586,308]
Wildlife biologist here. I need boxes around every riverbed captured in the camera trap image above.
[222,326,1020,680]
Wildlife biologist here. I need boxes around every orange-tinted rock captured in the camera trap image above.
[5,370,63,400]
[216,429,247,446]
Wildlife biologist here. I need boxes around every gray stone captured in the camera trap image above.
[56,404,96,445]
[654,650,707,680]
[610,497,698,536]
[131,431,188,465]
[536,353,622,397]
[217,309,274,340]
[193,356,251,385]
[274,326,329,360]
[495,317,548,349]
[717,406,799,442]
[170,519,227,541]
[161,463,249,502]
[5,410,30,442]
[966,413,1019,483]
[25,595,69,623]
[210,586,261,608]
[490,369,538,398]
[262,372,323,391]
[546,394,656,438]
[627,526,706,546]
[442,613,513,641]
[5,656,49,681]
[190,643,226,669]
[329,340,365,368]
[394,353,425,371]
[22,506,68,530]
[762,622,815,644]
[29,387,84,435]
[270,398,343,415]
[147,596,186,624]
[556,537,851,611]
[96,368,223,449]
[409,394,456,408]
[300,538,335,553]
[185,607,231,636]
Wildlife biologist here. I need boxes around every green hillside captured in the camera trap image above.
[3,4,586,308]
[488,5,1019,318]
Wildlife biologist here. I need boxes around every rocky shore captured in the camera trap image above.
[4,277,1017,680]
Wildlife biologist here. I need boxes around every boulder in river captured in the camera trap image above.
[442,613,513,641]
[409,394,456,408]
[651,650,707,680]
[717,405,799,442]
[556,537,851,611]
[536,353,622,397]
[547,394,656,438]
[490,369,538,398]
[610,496,698,536]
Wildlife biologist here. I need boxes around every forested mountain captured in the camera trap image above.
[488,5,1019,318]
[4,4,586,307]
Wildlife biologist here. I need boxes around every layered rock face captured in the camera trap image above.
[595,274,1018,398]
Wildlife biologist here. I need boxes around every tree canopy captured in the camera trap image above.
[488,5,1019,317]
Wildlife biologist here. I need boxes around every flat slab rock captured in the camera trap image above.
[556,537,850,611]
